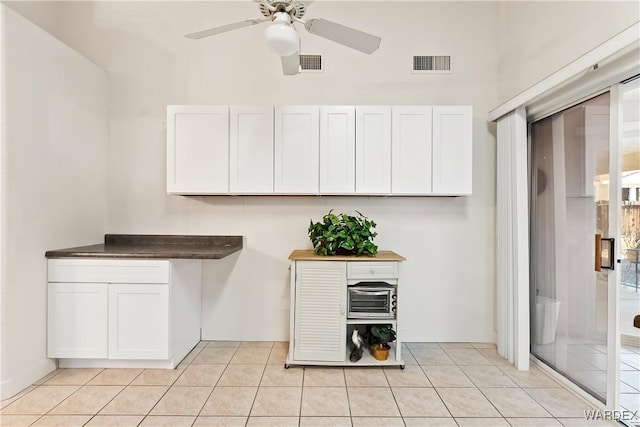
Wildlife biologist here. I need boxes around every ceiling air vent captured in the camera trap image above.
[300,54,323,72]
[412,55,453,74]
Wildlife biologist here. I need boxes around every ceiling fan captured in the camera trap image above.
[184,0,382,75]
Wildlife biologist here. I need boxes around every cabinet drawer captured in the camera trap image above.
[48,259,170,284]
[347,262,398,279]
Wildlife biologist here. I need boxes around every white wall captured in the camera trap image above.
[7,1,499,342]
[0,5,109,399]
[4,0,634,349]
[496,1,640,105]
[83,1,499,343]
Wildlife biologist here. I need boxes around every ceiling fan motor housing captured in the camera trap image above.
[259,1,307,19]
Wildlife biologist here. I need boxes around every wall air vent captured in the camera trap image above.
[412,55,453,74]
[300,54,323,72]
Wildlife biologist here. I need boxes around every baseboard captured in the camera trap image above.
[621,334,640,348]
[58,358,177,369]
[0,358,56,400]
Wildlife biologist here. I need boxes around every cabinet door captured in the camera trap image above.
[392,106,433,194]
[167,106,229,194]
[293,261,346,362]
[320,106,356,194]
[432,106,473,195]
[229,106,274,194]
[274,106,320,194]
[356,106,391,194]
[48,283,108,358]
[108,284,169,360]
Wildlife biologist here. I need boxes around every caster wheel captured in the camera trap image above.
[284,364,290,369]
[400,365,405,370]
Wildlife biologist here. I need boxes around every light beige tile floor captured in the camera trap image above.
[0,342,628,426]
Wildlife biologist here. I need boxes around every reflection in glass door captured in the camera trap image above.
[530,92,612,401]
[619,78,640,416]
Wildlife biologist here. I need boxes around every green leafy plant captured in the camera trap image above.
[366,325,396,361]
[368,325,397,349]
[308,210,378,256]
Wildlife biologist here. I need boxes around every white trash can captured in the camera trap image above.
[535,296,561,345]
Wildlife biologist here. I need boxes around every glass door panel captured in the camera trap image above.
[619,78,640,417]
[530,92,611,402]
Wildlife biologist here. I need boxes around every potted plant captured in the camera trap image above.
[368,325,396,361]
[308,210,378,256]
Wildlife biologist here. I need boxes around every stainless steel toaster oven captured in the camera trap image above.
[347,282,397,319]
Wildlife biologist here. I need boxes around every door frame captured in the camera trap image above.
[606,83,623,411]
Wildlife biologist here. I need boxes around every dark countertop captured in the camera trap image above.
[45,234,243,260]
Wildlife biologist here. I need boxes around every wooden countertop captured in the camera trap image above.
[45,234,243,260]
[289,250,405,261]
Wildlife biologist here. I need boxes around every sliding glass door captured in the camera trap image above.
[530,92,613,402]
[619,79,640,417]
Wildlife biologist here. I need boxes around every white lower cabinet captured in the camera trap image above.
[48,283,108,359]
[47,259,201,368]
[108,284,169,360]
[293,261,346,362]
[287,252,405,368]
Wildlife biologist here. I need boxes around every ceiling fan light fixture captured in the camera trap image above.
[264,16,298,57]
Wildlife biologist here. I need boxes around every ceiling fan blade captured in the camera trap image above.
[185,18,268,39]
[281,52,300,75]
[304,18,381,54]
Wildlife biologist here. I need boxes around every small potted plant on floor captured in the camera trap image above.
[308,210,378,256]
[368,325,396,361]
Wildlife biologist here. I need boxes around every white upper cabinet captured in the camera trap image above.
[392,106,433,195]
[167,104,473,196]
[275,106,320,194]
[167,106,229,195]
[320,106,356,194]
[432,106,473,195]
[356,106,392,194]
[229,106,274,194]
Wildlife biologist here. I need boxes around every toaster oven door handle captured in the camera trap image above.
[350,289,389,296]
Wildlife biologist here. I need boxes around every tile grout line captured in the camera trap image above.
[381,362,405,421]
[34,368,105,423]
[138,352,201,425]
[192,342,244,424]
[191,344,236,425]
[6,341,638,425]
[243,343,270,426]
[417,342,457,423]
[341,365,353,424]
